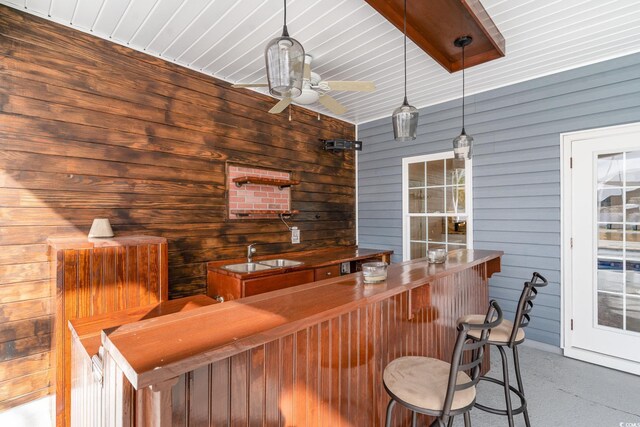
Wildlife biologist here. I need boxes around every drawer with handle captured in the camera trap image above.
[314,264,341,281]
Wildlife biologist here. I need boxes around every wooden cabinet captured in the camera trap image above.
[69,296,216,427]
[48,236,168,427]
[207,247,394,301]
[208,268,317,301]
[314,264,341,281]
[244,270,314,297]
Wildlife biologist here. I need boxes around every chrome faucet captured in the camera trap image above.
[247,243,257,263]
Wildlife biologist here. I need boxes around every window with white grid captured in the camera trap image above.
[402,152,473,261]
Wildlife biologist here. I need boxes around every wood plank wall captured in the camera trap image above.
[0,5,355,411]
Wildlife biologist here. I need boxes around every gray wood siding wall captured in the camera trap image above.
[357,52,640,347]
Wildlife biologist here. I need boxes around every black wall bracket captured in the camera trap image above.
[321,139,363,152]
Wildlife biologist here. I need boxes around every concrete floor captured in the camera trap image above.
[452,344,640,427]
[1,345,639,426]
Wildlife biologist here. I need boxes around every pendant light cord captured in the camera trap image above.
[403,0,408,104]
[282,0,289,36]
[462,42,465,130]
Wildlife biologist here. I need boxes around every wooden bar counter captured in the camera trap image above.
[75,249,502,426]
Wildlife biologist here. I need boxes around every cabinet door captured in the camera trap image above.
[314,264,341,281]
[243,270,314,297]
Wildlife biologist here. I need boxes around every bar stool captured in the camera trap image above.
[383,300,503,427]
[459,272,548,427]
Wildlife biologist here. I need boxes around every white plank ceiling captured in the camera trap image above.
[3,0,640,124]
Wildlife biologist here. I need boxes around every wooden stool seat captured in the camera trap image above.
[383,300,504,427]
[470,272,549,427]
[459,315,525,344]
[384,356,476,412]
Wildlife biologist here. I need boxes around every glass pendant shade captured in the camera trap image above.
[453,129,473,159]
[452,35,473,160]
[265,32,304,98]
[392,98,419,141]
[392,0,418,141]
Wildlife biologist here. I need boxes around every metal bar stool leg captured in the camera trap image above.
[385,399,396,427]
[497,346,515,427]
[446,416,454,427]
[463,411,471,427]
[412,411,417,427]
[513,346,531,427]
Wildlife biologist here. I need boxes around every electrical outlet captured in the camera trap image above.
[291,227,300,244]
[340,262,351,274]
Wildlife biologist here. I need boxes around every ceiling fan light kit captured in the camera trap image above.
[452,35,474,160]
[265,0,305,98]
[392,0,418,142]
[237,52,375,116]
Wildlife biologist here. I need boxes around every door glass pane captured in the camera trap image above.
[410,217,426,241]
[409,189,425,213]
[626,188,640,222]
[626,151,640,186]
[426,160,445,186]
[597,189,623,223]
[626,262,640,295]
[627,296,640,333]
[597,224,623,259]
[595,151,640,334]
[598,153,623,188]
[626,225,640,261]
[597,268,623,293]
[409,162,425,187]
[427,188,444,213]
[597,292,624,329]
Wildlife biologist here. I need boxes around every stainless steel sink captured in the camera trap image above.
[258,259,303,268]
[222,262,274,273]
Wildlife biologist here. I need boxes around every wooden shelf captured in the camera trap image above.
[230,209,299,217]
[232,176,300,189]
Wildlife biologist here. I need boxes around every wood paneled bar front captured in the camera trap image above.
[72,249,501,426]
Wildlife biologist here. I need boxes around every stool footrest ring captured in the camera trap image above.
[474,376,527,416]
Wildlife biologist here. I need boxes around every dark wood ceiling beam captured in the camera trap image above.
[365,0,506,73]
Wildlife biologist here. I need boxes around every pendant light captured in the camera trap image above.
[265,0,305,98]
[452,36,473,159]
[392,0,418,141]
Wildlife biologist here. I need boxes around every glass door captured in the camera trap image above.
[568,125,640,374]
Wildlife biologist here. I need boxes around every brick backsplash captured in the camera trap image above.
[228,165,291,219]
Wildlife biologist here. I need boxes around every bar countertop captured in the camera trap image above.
[206,246,393,279]
[102,249,502,389]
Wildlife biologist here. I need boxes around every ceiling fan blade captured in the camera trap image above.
[268,98,292,114]
[232,83,268,88]
[319,94,347,115]
[325,81,376,92]
[304,63,311,80]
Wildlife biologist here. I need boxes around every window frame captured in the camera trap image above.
[401,151,473,261]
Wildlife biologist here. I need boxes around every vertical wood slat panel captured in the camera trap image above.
[54,240,167,427]
[248,345,265,426]
[209,358,230,425]
[163,265,489,426]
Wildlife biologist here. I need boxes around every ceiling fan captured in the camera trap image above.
[232,54,376,116]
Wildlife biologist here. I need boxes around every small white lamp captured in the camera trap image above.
[88,218,114,238]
